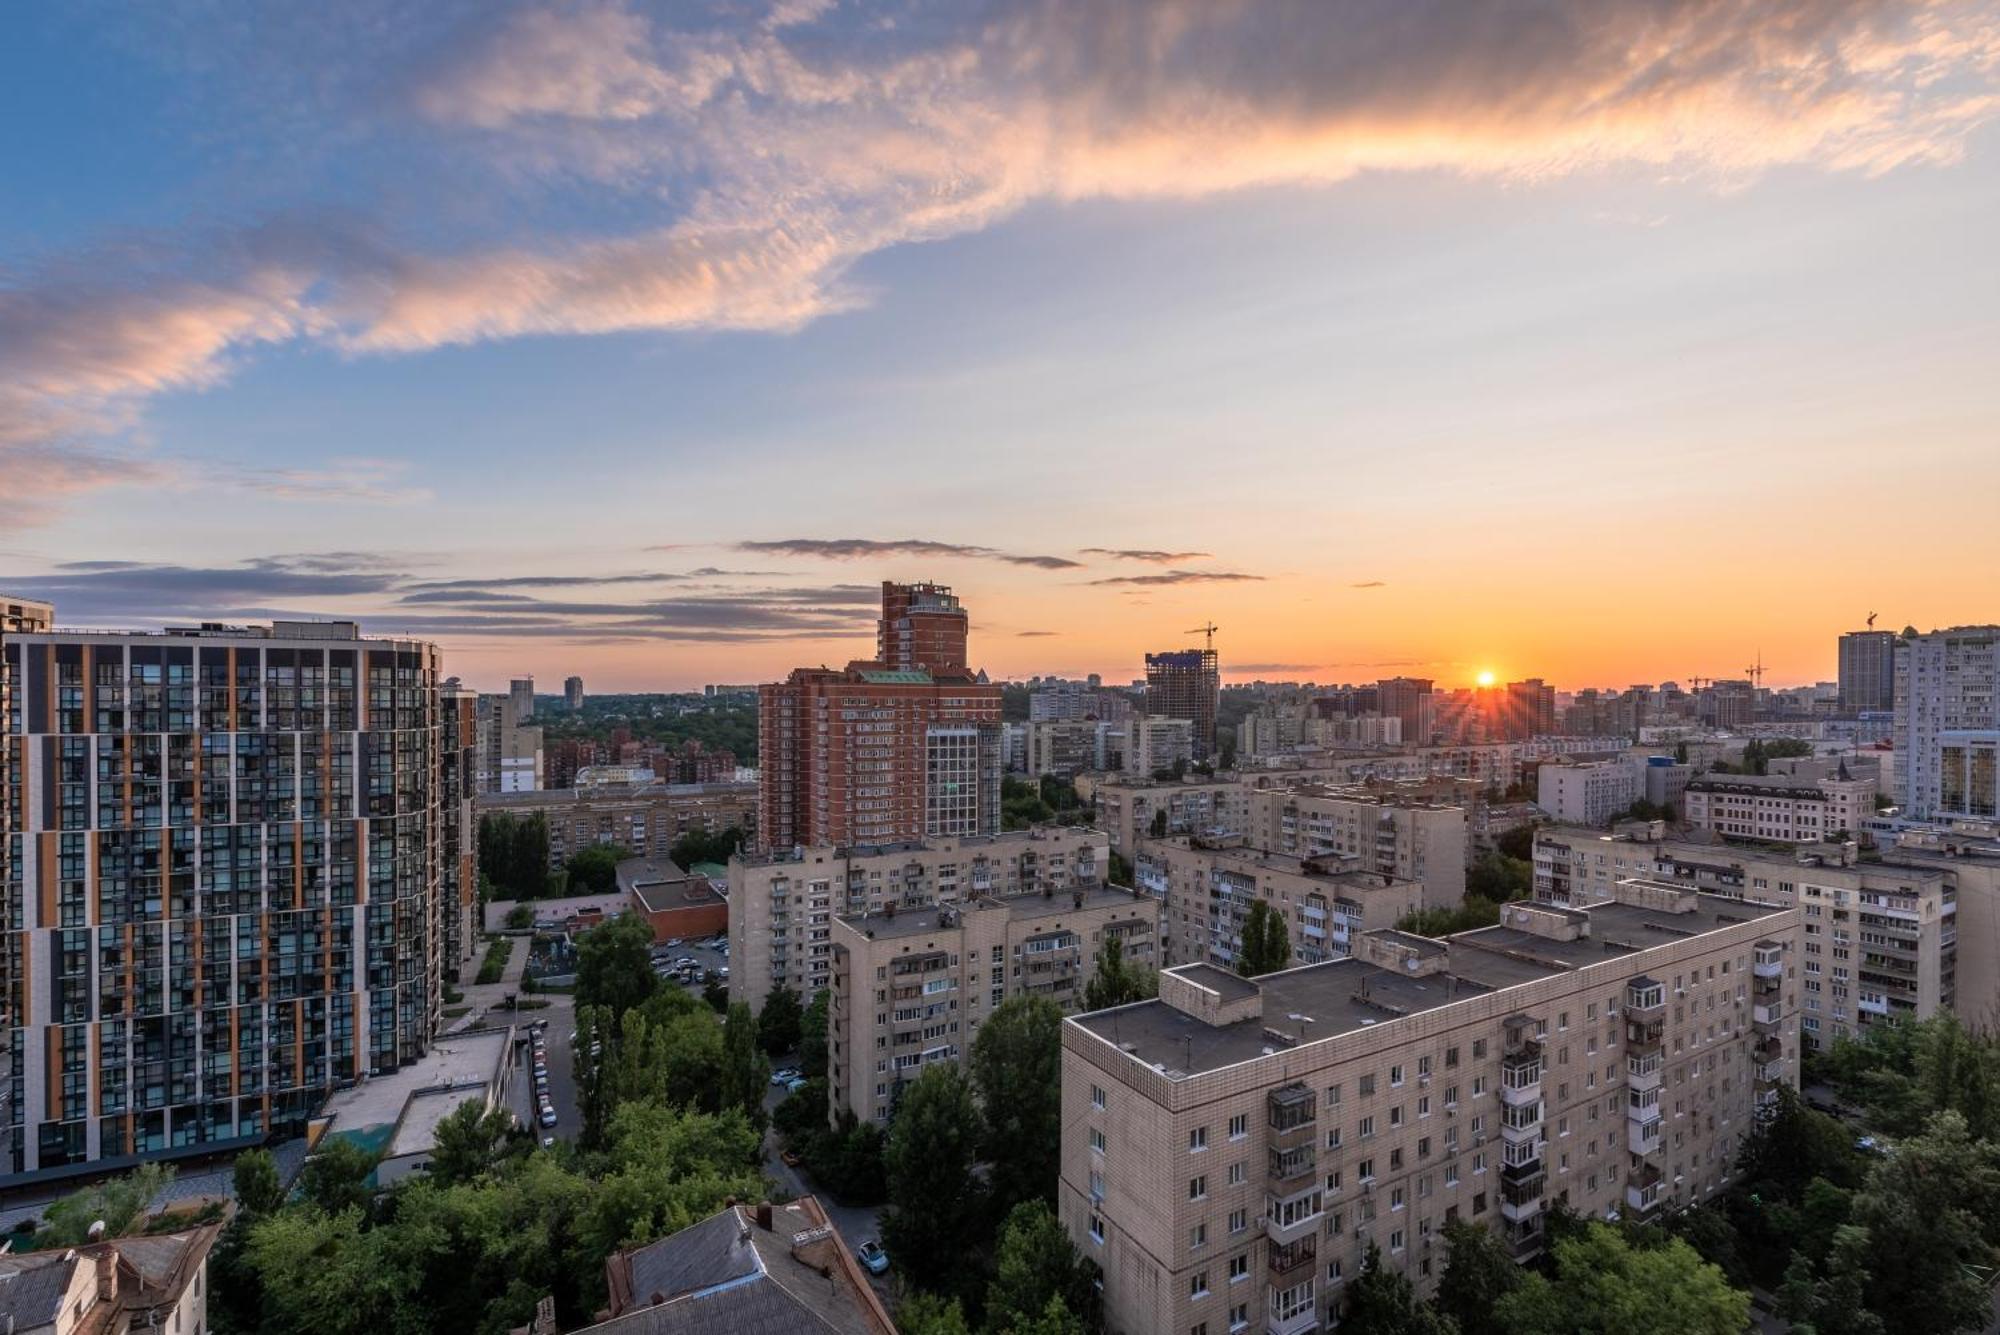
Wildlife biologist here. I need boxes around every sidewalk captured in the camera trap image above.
[450,934,532,1033]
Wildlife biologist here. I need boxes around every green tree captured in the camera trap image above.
[1434,1218,1518,1335]
[1083,933,1157,1011]
[297,1137,380,1217]
[799,988,830,1078]
[758,985,804,1056]
[1235,899,1291,977]
[971,996,1065,1216]
[899,1291,973,1335]
[245,1206,409,1334]
[985,1200,1100,1334]
[574,912,658,1022]
[1493,1222,1749,1335]
[720,1001,771,1124]
[1010,1294,1087,1335]
[1149,808,1169,838]
[1846,1110,2000,1335]
[1735,1086,1867,1202]
[38,1162,174,1246]
[668,825,746,868]
[1465,852,1531,902]
[882,1063,988,1293]
[428,1098,518,1185]
[1493,823,1538,862]
[563,843,630,894]
[1777,1225,1886,1335]
[233,1148,285,1217]
[1341,1241,1455,1334]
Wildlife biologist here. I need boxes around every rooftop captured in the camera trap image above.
[477,780,755,809]
[839,885,1144,941]
[618,858,725,913]
[734,825,1101,868]
[316,1027,512,1160]
[1073,893,1785,1078]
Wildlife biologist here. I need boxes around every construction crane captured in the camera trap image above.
[1186,622,1219,652]
[1744,652,1764,690]
[1867,611,1878,630]
[1689,675,1711,692]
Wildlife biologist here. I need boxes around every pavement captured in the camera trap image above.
[757,1079,891,1300]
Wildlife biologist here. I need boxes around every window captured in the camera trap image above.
[1191,1271,1210,1298]
[1228,1208,1247,1234]
[1359,1115,1375,1139]
[1089,1213,1105,1244]
[1228,1161,1245,1186]
[1229,1302,1249,1332]
[1326,1083,1342,1105]
[1391,1228,1406,1252]
[1190,1127,1208,1152]
[1228,1113,1248,1139]
[1229,1254,1250,1283]
[1091,1085,1106,1110]
[1190,1176,1208,1201]
[1191,1222,1207,1249]
[1090,1128,1107,1155]
[1391,1064,1405,1086]
[1359,1074,1376,1096]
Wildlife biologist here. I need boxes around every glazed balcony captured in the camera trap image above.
[1500,1099,1544,1144]
[1267,1234,1316,1279]
[1625,1164,1666,1217]
[1626,1050,1663,1093]
[1753,943,1783,980]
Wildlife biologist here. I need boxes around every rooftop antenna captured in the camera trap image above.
[1186,622,1220,653]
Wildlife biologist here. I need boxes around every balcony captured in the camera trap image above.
[1265,1300,1319,1335]
[1625,1164,1666,1217]
[1499,1059,1543,1108]
[1753,1002,1782,1031]
[1500,1101,1543,1144]
[1264,1187,1323,1245]
[1267,1234,1316,1279]
[1506,1219,1544,1261]
[1626,1051,1663,1093]
[1500,1162,1546,1222]
[1753,944,1783,980]
[1628,1113,1663,1156]
[1267,1083,1317,1148]
[1267,1144,1317,1187]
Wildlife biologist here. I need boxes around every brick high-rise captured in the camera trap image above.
[758,582,1002,851]
[1145,648,1220,760]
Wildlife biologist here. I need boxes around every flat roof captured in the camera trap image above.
[477,780,754,808]
[1074,894,1785,1077]
[319,1028,512,1157]
[840,885,1142,941]
[736,826,1099,868]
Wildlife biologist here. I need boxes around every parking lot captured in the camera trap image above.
[649,933,732,994]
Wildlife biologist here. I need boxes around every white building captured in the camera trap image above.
[1896,626,2000,822]
[1536,758,1641,827]
[1683,772,1874,844]
[1124,715,1195,776]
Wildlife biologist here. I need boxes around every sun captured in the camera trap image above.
[1476,670,1497,688]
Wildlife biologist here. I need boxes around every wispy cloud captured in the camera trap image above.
[222,457,433,505]
[6,0,1998,516]
[1089,570,1264,587]
[738,538,1082,570]
[1081,548,1213,563]
[1016,630,1058,637]
[1350,580,1387,589]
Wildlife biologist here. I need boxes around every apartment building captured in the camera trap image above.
[440,681,480,972]
[729,826,1109,1013]
[476,691,543,794]
[564,675,584,712]
[1895,626,2000,822]
[1146,650,1220,760]
[475,779,756,870]
[508,675,535,723]
[1026,719,1116,778]
[1536,759,1641,827]
[1094,778,1250,856]
[1838,630,1896,713]
[1376,677,1433,745]
[1134,837,1427,970]
[1062,879,1798,1335]
[759,583,1003,850]
[1243,786,1467,909]
[1683,772,1874,844]
[1534,824,1956,1046]
[828,884,1158,1123]
[1126,716,1196,777]
[0,617,444,1178]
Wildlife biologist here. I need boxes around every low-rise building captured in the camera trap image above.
[477,779,756,869]
[0,1224,220,1335]
[1683,771,1874,844]
[1135,837,1428,970]
[619,857,728,943]
[828,885,1158,1123]
[729,827,1109,1013]
[1062,881,1798,1335]
[310,1026,518,1186]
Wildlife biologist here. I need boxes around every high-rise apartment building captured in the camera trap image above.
[508,675,535,723]
[1838,630,1896,713]
[564,675,584,712]
[476,692,543,794]
[1062,880,1798,1335]
[1242,786,1468,908]
[440,681,480,971]
[1146,650,1220,760]
[1895,626,2000,822]
[1124,715,1195,777]
[758,583,1002,850]
[1502,679,1556,740]
[0,615,444,1177]
[729,826,1109,1013]
[1376,676,1434,745]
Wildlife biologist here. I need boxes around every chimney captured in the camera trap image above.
[95,1249,118,1303]
[756,1200,773,1231]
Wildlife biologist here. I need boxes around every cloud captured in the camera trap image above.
[738,538,1082,569]
[1081,548,1213,563]
[1016,630,1058,637]
[1350,580,1387,589]
[404,572,689,592]
[222,458,433,505]
[7,0,1999,516]
[1,556,404,620]
[1088,570,1264,587]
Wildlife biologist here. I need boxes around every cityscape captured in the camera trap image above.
[7,4,2000,1335]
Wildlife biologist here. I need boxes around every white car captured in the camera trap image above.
[770,1067,800,1086]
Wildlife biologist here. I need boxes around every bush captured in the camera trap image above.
[505,905,536,930]
[476,938,513,985]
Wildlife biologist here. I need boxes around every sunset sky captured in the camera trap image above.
[4,1,1998,692]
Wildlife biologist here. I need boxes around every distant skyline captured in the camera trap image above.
[5,2,1999,692]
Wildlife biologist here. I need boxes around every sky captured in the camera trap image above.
[4,1,1999,693]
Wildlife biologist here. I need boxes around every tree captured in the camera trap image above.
[985,1200,1101,1335]
[1735,1086,1866,1202]
[668,826,745,869]
[296,1138,381,1217]
[1083,934,1156,1011]
[1493,1222,1749,1335]
[971,996,1065,1216]
[1010,1295,1088,1335]
[1149,808,1169,838]
[1434,1219,1518,1335]
[234,1148,286,1217]
[882,1063,988,1293]
[563,843,630,894]
[1236,899,1291,977]
[1465,852,1531,902]
[1777,1225,1886,1335]
[758,985,804,1056]
[898,1292,973,1335]
[1845,1110,2000,1335]
[720,1001,770,1124]
[38,1163,174,1246]
[575,912,658,1022]
[1341,1241,1454,1334]
[1107,850,1134,886]
[1493,823,1538,862]
[428,1098,518,1185]
[799,988,830,1078]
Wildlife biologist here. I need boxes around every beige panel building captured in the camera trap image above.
[1061,879,1797,1335]
[1133,837,1427,971]
[1243,786,1468,908]
[828,885,1158,1123]
[476,779,756,870]
[1094,778,1251,855]
[728,826,1109,1014]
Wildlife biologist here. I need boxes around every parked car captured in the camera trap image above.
[664,938,684,948]
[541,1135,556,1149]
[785,1075,809,1094]
[540,1108,558,1128]
[769,1067,800,1087]
[856,1240,889,1275]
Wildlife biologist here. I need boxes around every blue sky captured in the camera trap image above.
[4,1,1999,690]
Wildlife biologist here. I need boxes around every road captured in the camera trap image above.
[757,1081,894,1300]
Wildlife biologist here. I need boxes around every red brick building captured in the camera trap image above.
[758,582,1003,850]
